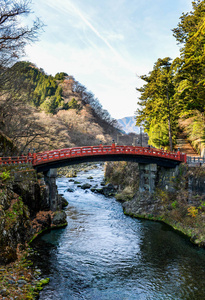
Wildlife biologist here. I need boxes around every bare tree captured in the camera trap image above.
[72,80,119,127]
[0,0,43,67]
[0,0,44,154]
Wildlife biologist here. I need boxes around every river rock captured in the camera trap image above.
[93,184,116,197]
[59,195,68,208]
[64,188,74,192]
[81,183,92,190]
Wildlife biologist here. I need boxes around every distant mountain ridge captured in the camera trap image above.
[117,116,140,134]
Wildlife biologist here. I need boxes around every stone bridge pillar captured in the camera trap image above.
[139,163,180,194]
[44,169,60,211]
[138,163,157,193]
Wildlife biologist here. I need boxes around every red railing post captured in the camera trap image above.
[100,143,103,154]
[27,152,32,163]
[112,141,116,153]
[177,149,181,160]
[33,152,37,165]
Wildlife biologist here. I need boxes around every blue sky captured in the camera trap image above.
[25,0,192,119]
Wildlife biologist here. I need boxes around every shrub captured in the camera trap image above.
[0,170,10,181]
[187,206,198,217]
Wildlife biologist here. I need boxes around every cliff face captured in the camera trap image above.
[105,162,205,247]
[0,165,66,264]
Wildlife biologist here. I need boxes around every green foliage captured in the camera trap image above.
[68,98,81,110]
[33,75,58,106]
[171,200,177,209]
[173,1,205,113]
[136,57,178,150]
[54,72,68,81]
[11,62,65,112]
[198,201,205,210]
[36,278,50,291]
[39,96,58,114]
[13,197,24,216]
[0,170,10,181]
[147,120,176,149]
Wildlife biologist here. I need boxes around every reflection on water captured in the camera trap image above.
[31,165,205,300]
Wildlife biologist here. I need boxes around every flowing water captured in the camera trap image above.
[32,164,205,300]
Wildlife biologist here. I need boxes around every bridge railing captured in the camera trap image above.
[0,145,187,167]
[0,156,33,165]
[187,156,205,164]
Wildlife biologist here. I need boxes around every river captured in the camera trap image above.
[31,164,205,300]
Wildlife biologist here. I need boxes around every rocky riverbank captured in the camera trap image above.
[0,164,67,299]
[105,162,205,248]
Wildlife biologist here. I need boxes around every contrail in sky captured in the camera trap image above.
[46,1,125,60]
[66,0,122,60]
[45,0,135,72]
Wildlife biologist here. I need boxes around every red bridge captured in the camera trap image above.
[0,144,187,172]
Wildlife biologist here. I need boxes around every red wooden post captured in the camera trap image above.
[0,157,2,165]
[33,152,37,165]
[177,148,181,160]
[100,143,102,154]
[112,140,116,153]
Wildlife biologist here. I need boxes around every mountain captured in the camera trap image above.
[117,116,140,134]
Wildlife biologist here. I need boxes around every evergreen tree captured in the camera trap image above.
[172,0,205,113]
[136,57,178,150]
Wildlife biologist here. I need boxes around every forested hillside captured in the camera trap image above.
[0,61,120,155]
[136,0,205,155]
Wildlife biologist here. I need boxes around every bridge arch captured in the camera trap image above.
[32,144,186,173]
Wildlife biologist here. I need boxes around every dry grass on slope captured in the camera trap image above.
[56,107,114,146]
[7,104,116,153]
[1,89,118,154]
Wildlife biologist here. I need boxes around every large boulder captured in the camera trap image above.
[81,183,92,190]
[52,211,67,226]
